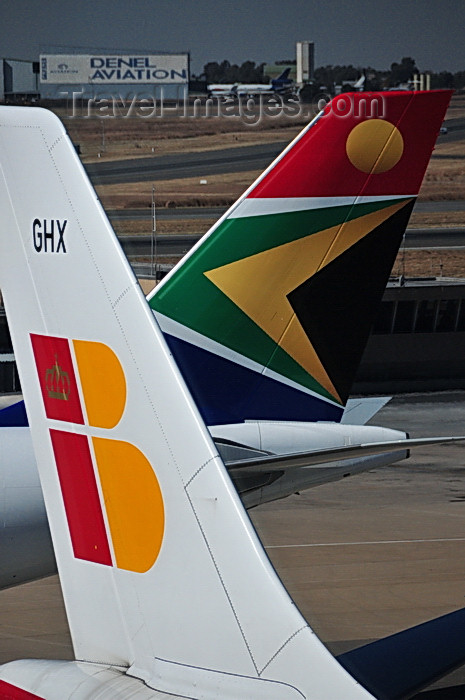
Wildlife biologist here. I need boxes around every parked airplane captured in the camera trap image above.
[0,89,455,591]
[0,98,465,700]
[207,67,294,97]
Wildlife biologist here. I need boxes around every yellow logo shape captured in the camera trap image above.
[73,340,126,429]
[346,119,404,174]
[93,437,165,573]
[205,201,410,402]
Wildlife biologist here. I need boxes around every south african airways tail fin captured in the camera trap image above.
[149,90,451,427]
[0,91,450,431]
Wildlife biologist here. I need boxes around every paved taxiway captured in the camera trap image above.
[1,392,464,698]
[108,201,465,222]
[84,128,459,185]
[118,226,465,260]
[85,142,287,185]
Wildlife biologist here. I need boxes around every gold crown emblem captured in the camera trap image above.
[45,355,70,401]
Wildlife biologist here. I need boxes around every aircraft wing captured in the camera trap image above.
[338,606,465,700]
[226,436,465,474]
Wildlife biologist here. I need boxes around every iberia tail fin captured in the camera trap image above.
[0,107,377,698]
[150,90,451,426]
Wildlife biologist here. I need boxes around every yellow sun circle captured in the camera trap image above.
[346,119,404,174]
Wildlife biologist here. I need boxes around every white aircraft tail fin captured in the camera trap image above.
[0,107,374,698]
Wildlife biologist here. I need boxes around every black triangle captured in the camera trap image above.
[287,201,415,404]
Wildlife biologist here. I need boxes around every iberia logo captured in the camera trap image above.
[30,333,164,573]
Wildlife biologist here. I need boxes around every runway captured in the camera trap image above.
[85,141,287,185]
[1,392,464,697]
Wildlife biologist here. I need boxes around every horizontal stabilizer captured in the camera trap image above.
[338,606,465,700]
[341,396,392,425]
[227,436,465,474]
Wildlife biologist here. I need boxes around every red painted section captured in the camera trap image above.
[0,680,44,699]
[248,90,452,198]
[30,334,84,424]
[50,429,112,566]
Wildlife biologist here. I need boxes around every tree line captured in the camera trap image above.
[197,57,464,91]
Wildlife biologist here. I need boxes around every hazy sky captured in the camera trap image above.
[4,0,464,74]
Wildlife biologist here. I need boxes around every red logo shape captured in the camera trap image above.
[31,334,84,424]
[50,430,112,566]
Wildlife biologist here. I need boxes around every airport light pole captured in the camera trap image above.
[151,185,157,280]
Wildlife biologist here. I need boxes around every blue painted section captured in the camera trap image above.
[0,333,343,427]
[338,606,465,700]
[0,400,28,427]
[164,333,343,425]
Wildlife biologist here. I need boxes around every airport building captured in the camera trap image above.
[296,41,314,84]
[0,58,39,102]
[0,51,189,103]
[39,51,189,101]
[354,278,465,394]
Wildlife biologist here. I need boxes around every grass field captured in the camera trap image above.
[61,105,308,162]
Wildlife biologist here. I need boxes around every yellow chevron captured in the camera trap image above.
[204,200,410,401]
